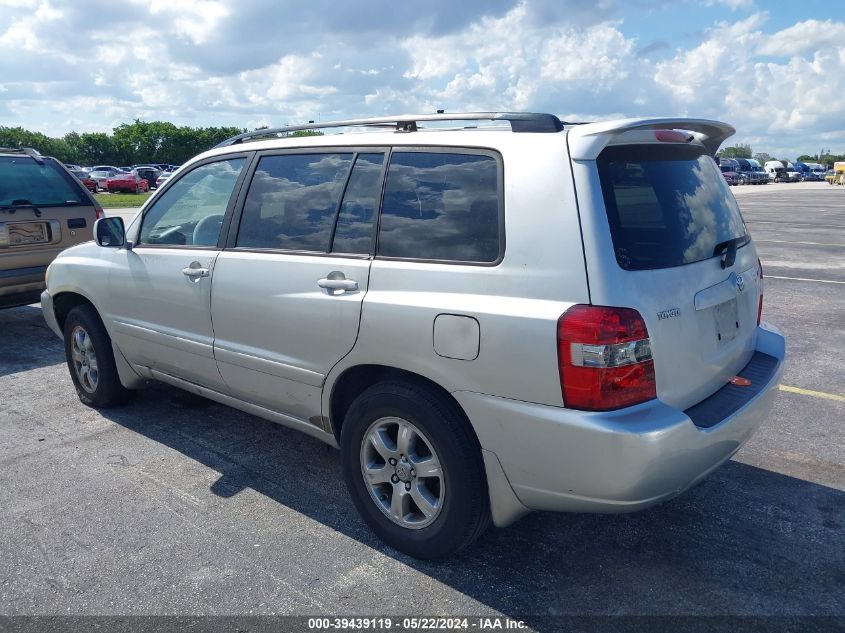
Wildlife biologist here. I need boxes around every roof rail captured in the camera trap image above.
[0,146,45,163]
[214,112,565,148]
[22,147,44,164]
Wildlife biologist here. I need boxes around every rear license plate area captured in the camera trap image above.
[713,298,740,345]
[5,222,49,246]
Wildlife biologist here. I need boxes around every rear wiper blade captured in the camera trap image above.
[713,236,749,269]
[0,200,42,217]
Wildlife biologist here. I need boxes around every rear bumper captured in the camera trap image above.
[0,266,47,308]
[457,323,785,524]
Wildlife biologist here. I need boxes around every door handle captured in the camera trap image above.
[318,273,358,293]
[182,261,210,281]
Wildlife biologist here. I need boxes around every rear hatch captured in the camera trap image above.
[569,123,762,410]
[0,153,101,298]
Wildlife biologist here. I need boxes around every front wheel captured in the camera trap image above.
[340,381,490,559]
[63,304,133,407]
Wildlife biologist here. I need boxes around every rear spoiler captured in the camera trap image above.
[567,118,735,160]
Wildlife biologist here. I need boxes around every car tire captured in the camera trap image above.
[93,184,98,193]
[63,304,133,408]
[340,380,490,559]
[134,184,140,194]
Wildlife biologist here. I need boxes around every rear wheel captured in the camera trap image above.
[340,380,490,559]
[63,304,133,407]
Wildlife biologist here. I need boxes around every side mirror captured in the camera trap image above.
[95,216,128,248]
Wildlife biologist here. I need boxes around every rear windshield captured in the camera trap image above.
[0,156,87,206]
[597,144,748,271]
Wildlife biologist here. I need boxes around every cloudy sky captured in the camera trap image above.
[1,0,843,157]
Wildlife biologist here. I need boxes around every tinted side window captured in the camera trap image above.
[237,153,353,252]
[377,152,500,263]
[331,153,385,254]
[140,158,245,247]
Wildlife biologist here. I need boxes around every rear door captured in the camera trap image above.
[575,138,761,410]
[210,150,386,421]
[0,155,98,306]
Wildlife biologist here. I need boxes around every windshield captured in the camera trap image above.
[0,156,87,206]
[597,144,748,271]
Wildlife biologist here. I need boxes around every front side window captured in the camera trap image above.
[237,153,353,252]
[139,158,245,247]
[377,152,500,263]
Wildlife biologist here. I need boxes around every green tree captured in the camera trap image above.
[717,144,753,159]
[753,152,772,163]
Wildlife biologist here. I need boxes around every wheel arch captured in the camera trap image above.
[51,290,144,390]
[327,364,477,448]
[52,291,97,332]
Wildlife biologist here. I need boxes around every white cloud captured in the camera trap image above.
[757,19,845,56]
[0,0,843,157]
[702,0,754,9]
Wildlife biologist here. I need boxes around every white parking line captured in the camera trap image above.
[767,275,845,285]
[755,240,845,247]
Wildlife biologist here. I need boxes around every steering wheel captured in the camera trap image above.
[192,214,225,246]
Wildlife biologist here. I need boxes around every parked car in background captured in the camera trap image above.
[0,147,102,309]
[65,163,84,172]
[70,169,99,193]
[106,170,150,193]
[794,162,821,181]
[764,160,787,182]
[89,169,119,191]
[717,158,742,185]
[40,113,784,559]
[154,170,173,188]
[784,162,801,182]
[92,165,123,173]
[747,158,767,184]
[735,158,765,184]
[805,163,826,179]
[134,167,161,189]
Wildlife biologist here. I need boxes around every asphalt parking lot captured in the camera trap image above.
[1,183,843,627]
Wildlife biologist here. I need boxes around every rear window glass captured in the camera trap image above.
[597,144,748,271]
[0,157,87,206]
[378,152,500,263]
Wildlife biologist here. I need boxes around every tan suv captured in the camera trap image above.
[0,148,102,309]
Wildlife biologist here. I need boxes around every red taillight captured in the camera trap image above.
[95,207,104,220]
[654,129,691,143]
[557,305,656,411]
[757,259,764,326]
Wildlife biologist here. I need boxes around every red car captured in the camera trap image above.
[70,169,99,193]
[106,171,150,193]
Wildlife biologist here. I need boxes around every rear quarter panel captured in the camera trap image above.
[324,133,590,413]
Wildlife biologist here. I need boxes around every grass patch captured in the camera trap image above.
[94,192,152,208]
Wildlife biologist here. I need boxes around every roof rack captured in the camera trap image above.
[214,112,566,148]
[0,146,44,164]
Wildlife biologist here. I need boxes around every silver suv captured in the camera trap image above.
[41,113,785,558]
